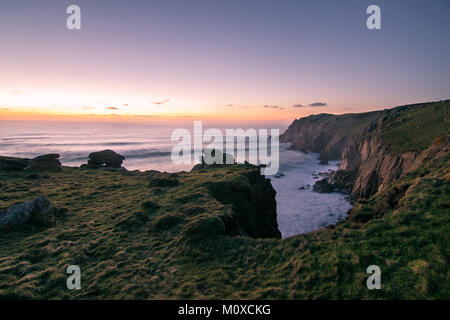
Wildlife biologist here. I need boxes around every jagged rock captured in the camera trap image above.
[0,156,30,171]
[205,168,281,239]
[313,179,334,193]
[28,154,62,171]
[0,196,56,227]
[313,170,355,194]
[87,150,125,168]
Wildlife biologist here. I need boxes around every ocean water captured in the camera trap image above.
[0,120,352,237]
[269,145,352,238]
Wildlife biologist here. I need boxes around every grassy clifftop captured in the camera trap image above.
[0,152,449,299]
[281,100,449,159]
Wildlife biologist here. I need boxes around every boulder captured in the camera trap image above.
[28,154,62,171]
[313,179,334,193]
[87,150,125,168]
[0,196,56,227]
[0,156,30,171]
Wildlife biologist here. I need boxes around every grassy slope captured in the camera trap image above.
[381,100,450,153]
[0,157,448,299]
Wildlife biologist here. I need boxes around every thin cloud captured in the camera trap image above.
[293,104,304,108]
[308,102,327,107]
[123,104,129,106]
[226,104,234,107]
[263,105,280,109]
[106,107,119,110]
[9,90,22,94]
[153,99,171,105]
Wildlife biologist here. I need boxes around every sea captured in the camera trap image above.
[0,120,352,238]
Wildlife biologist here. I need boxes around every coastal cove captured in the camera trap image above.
[0,122,353,238]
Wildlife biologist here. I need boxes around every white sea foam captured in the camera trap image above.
[268,144,353,238]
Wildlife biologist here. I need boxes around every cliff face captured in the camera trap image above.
[206,169,280,238]
[281,100,450,199]
[280,112,379,162]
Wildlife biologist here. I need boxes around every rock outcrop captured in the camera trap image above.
[283,100,450,199]
[280,111,379,162]
[0,196,57,227]
[0,154,62,172]
[82,149,125,169]
[191,149,235,171]
[205,167,281,239]
[28,154,62,171]
[0,156,29,171]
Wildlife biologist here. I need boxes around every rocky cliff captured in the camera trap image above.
[281,100,450,199]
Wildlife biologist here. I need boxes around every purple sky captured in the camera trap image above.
[1,0,449,121]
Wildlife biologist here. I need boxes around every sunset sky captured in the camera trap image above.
[1,0,449,122]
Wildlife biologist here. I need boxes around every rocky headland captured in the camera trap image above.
[281,100,450,200]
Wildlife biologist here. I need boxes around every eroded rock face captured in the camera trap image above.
[280,112,379,162]
[282,101,450,200]
[85,150,125,168]
[206,168,281,239]
[0,196,56,227]
[28,154,62,171]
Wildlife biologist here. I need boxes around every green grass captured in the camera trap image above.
[0,151,448,299]
[381,100,450,153]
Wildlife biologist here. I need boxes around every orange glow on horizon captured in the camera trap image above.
[0,108,301,124]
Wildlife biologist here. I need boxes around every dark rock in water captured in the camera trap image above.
[313,179,334,193]
[29,154,62,171]
[149,178,179,188]
[0,156,30,171]
[319,157,329,165]
[87,149,125,168]
[313,170,356,194]
[273,172,285,178]
[0,196,56,227]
